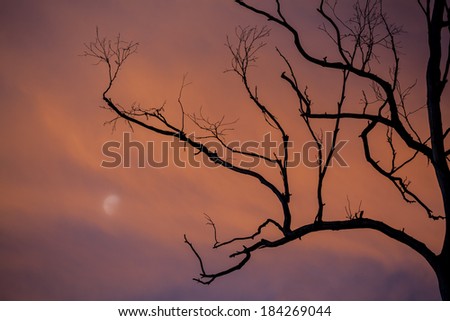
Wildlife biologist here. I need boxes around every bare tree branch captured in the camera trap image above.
[225,26,293,231]
[189,110,276,164]
[86,0,450,298]
[205,214,284,249]
[186,217,438,285]
[82,27,138,95]
[235,0,432,160]
[361,121,444,220]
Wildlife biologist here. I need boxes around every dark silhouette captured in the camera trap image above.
[84,0,450,299]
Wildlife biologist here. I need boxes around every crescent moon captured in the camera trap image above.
[103,194,120,215]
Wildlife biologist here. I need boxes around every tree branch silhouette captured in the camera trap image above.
[85,0,450,299]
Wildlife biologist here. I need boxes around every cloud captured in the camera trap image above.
[0,0,444,300]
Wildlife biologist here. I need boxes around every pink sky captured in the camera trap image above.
[0,0,447,299]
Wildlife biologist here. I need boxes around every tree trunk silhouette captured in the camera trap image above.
[424,0,450,300]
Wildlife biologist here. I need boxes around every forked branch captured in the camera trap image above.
[185,217,438,285]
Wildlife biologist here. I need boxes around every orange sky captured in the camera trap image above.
[0,0,447,299]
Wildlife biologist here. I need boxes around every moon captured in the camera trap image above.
[103,194,120,215]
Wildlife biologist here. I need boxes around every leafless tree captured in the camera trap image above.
[84,0,450,299]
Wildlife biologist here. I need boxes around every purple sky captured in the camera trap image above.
[0,0,446,300]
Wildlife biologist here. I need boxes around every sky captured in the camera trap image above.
[0,0,447,300]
